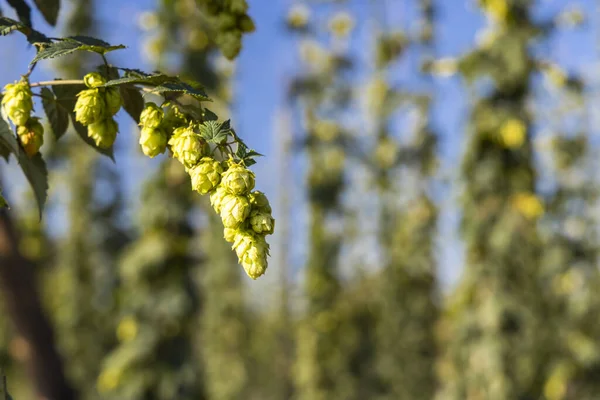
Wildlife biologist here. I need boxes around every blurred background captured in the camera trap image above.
[1,0,600,399]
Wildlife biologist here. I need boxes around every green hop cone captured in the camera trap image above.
[88,118,118,149]
[162,106,188,133]
[232,231,270,279]
[248,190,272,213]
[249,209,275,235]
[221,162,255,195]
[2,81,33,126]
[17,118,44,157]
[190,157,223,195]
[105,88,122,116]
[139,127,167,158]
[220,193,251,228]
[168,126,208,169]
[223,228,237,243]
[140,102,164,129]
[84,72,107,88]
[75,89,106,126]
[210,185,228,214]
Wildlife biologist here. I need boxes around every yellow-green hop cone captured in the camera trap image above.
[105,87,122,116]
[221,162,255,195]
[233,231,270,279]
[17,118,44,157]
[84,72,107,88]
[139,102,164,129]
[248,190,272,213]
[2,81,33,126]
[249,209,275,235]
[190,157,223,195]
[168,126,208,169]
[139,127,167,157]
[210,185,228,214]
[88,118,118,149]
[220,193,251,228]
[223,227,237,243]
[75,89,106,126]
[162,106,187,132]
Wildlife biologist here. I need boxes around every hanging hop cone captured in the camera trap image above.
[232,231,270,279]
[190,157,223,194]
[2,80,33,126]
[249,208,275,235]
[105,88,122,116]
[162,106,188,133]
[220,193,251,228]
[139,102,164,129]
[168,126,208,169]
[75,89,106,126]
[17,118,44,157]
[248,190,272,213]
[221,161,255,195]
[139,127,167,158]
[88,118,118,149]
[84,72,106,88]
[210,185,229,214]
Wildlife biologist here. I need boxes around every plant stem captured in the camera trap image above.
[30,80,85,88]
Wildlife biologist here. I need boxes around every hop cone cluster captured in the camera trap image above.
[138,102,168,157]
[74,72,122,149]
[2,80,44,156]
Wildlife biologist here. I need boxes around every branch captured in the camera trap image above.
[29,80,84,88]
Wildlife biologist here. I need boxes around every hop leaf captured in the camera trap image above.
[220,193,251,228]
[189,157,223,194]
[2,80,33,126]
[88,118,118,149]
[139,127,167,158]
[104,87,122,116]
[84,72,107,88]
[139,102,164,129]
[221,161,255,195]
[74,88,105,125]
[168,126,208,169]
[17,117,44,157]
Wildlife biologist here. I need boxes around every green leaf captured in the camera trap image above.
[199,121,229,144]
[0,16,48,43]
[6,0,31,27]
[102,72,172,87]
[71,116,115,160]
[119,85,144,124]
[150,81,211,101]
[32,0,60,26]
[41,87,69,140]
[202,108,218,121]
[0,117,48,217]
[31,36,125,65]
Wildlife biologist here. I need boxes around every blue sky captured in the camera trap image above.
[1,0,597,292]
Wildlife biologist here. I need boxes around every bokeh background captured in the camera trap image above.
[1,0,600,399]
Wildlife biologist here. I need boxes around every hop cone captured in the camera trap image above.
[17,118,44,156]
[248,190,272,213]
[162,106,187,133]
[84,72,106,88]
[139,127,167,158]
[88,118,118,149]
[233,231,270,279]
[75,89,105,126]
[140,102,164,129]
[210,185,228,214]
[249,209,275,235]
[105,87,122,116]
[223,228,237,243]
[168,126,208,169]
[2,81,33,126]
[221,162,255,195]
[190,157,223,194]
[220,193,251,228]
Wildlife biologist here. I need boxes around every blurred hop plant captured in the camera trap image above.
[480,0,508,23]
[190,157,224,194]
[328,11,355,38]
[168,125,208,169]
[17,117,44,156]
[499,119,526,149]
[511,192,544,219]
[287,3,310,29]
[2,80,33,126]
[116,316,139,343]
[88,118,119,149]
